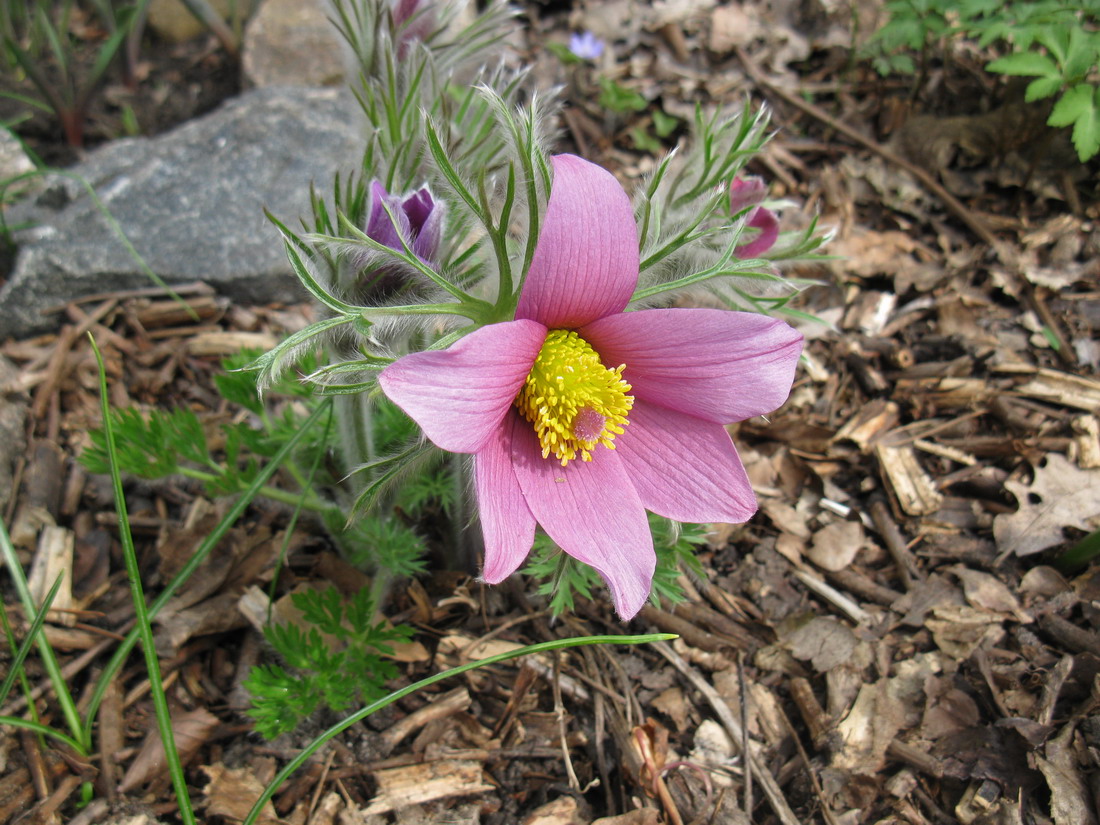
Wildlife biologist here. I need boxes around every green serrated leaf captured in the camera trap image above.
[1025,74,1065,101]
[293,587,346,638]
[1062,25,1099,82]
[1049,82,1095,127]
[1046,83,1100,160]
[986,50,1059,78]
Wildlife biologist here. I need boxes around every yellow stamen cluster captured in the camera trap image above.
[516,329,633,466]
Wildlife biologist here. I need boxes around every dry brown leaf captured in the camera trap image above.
[784,616,859,673]
[119,708,219,792]
[921,676,981,740]
[688,719,736,786]
[1036,724,1098,825]
[807,520,865,572]
[521,796,586,825]
[650,686,689,731]
[925,605,1006,660]
[994,454,1100,557]
[893,573,966,627]
[200,763,281,824]
[950,566,1032,623]
[759,499,810,539]
[708,4,759,53]
[154,592,249,656]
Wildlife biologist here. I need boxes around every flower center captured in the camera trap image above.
[516,329,633,466]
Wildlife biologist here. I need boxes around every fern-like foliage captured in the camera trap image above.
[244,586,412,739]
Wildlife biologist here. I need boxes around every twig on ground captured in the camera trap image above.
[869,498,923,590]
[553,652,581,792]
[791,569,871,624]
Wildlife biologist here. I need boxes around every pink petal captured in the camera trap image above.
[474,417,537,582]
[516,154,639,330]
[379,320,546,453]
[582,308,803,424]
[735,207,779,258]
[616,400,756,523]
[509,416,654,619]
[728,176,768,214]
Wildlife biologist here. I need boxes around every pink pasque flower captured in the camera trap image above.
[379,155,803,619]
[729,176,779,258]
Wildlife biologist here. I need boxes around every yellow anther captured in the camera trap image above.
[516,329,633,466]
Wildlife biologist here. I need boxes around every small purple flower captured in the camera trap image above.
[729,176,779,258]
[365,181,442,263]
[357,182,443,298]
[568,31,605,61]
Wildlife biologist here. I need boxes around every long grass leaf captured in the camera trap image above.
[0,573,64,708]
[89,334,197,825]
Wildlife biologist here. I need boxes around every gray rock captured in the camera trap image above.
[1,86,363,339]
[0,355,27,512]
[0,126,35,183]
[243,0,348,88]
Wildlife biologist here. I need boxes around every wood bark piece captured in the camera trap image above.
[639,605,741,653]
[27,524,75,625]
[0,752,68,825]
[788,676,831,749]
[833,400,899,451]
[133,295,227,329]
[1039,615,1100,658]
[23,439,65,519]
[1072,415,1100,468]
[380,687,471,751]
[361,759,494,815]
[876,443,944,516]
[1006,367,1100,412]
[186,331,278,356]
[825,567,904,607]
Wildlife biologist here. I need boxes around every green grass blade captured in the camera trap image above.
[89,334,197,825]
[0,572,64,707]
[0,715,86,752]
